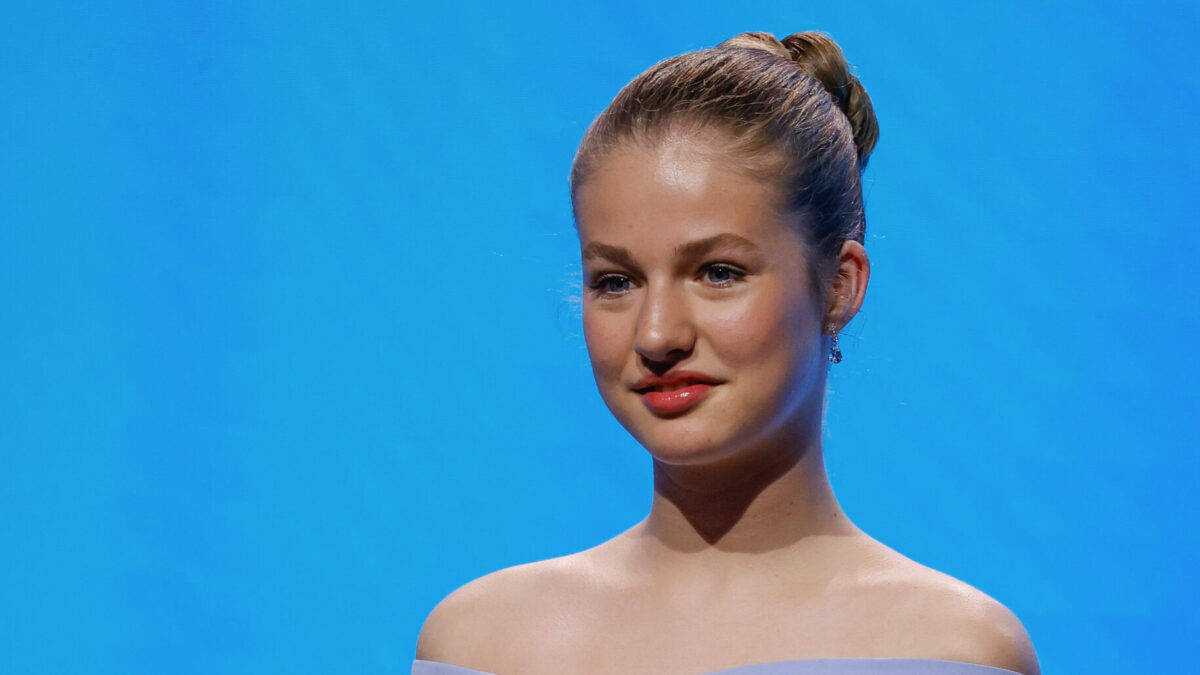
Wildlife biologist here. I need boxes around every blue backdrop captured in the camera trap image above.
[2,2,1196,673]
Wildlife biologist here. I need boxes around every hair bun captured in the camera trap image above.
[720,31,879,170]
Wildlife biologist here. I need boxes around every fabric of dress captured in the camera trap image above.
[411,658,1023,674]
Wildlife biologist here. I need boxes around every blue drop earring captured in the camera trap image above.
[827,324,843,364]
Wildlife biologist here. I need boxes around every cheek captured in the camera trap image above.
[707,286,811,368]
[582,305,630,381]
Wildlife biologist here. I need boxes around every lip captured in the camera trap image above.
[631,370,723,417]
[641,383,716,416]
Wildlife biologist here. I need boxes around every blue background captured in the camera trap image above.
[2,2,1197,673]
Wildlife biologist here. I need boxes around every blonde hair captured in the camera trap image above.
[570,31,879,293]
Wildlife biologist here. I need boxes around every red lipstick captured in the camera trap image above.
[632,370,723,416]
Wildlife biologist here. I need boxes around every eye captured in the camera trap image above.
[588,273,634,297]
[700,263,746,287]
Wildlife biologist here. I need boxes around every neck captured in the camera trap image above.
[632,421,861,570]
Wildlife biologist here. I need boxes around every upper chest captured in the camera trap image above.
[497,576,961,675]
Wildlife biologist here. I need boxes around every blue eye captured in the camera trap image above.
[702,264,745,287]
[589,274,633,297]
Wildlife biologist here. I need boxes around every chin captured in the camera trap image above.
[599,388,751,465]
[628,418,745,466]
[644,442,736,467]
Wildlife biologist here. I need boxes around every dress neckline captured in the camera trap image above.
[412,657,1024,675]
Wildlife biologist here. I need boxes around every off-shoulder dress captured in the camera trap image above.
[412,658,1023,674]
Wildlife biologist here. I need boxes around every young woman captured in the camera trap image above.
[413,31,1040,675]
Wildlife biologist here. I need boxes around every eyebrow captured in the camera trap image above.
[581,233,762,268]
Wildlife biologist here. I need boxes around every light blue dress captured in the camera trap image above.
[412,658,1023,674]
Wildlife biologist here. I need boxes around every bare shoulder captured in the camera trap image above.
[414,551,601,668]
[941,591,1041,675]
[856,543,1041,675]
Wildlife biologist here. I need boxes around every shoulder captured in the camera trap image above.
[945,594,1041,675]
[866,554,1041,675]
[414,552,600,668]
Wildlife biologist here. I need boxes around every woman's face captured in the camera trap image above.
[575,134,832,466]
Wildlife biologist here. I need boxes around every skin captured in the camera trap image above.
[416,130,1040,675]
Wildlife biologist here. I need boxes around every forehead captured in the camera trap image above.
[574,135,796,253]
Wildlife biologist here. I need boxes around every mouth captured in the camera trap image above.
[631,370,724,394]
[634,381,709,394]
[636,381,720,416]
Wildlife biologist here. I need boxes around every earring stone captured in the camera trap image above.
[828,332,843,364]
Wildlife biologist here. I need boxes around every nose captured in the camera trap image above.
[634,278,696,365]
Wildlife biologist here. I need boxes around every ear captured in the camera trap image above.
[823,240,870,332]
